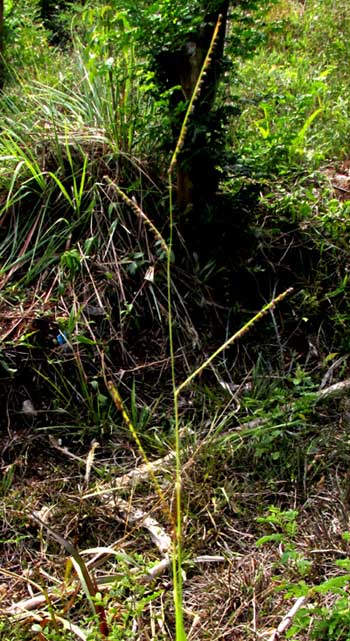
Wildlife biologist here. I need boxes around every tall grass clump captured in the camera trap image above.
[0,22,163,287]
[0,1,172,450]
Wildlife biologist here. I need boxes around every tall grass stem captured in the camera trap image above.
[167,15,224,641]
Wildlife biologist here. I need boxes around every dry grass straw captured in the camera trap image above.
[2,373,350,641]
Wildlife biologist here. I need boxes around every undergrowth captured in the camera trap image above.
[2,1,350,640]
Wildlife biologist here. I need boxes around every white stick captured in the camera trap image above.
[266,596,308,641]
[112,496,172,555]
[83,450,177,499]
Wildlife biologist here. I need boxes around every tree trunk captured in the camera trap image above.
[156,1,230,211]
[40,0,51,21]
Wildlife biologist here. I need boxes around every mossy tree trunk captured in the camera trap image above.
[39,0,50,20]
[156,1,230,212]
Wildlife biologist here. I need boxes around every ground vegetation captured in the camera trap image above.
[1,1,350,639]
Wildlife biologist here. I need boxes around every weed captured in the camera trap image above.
[256,510,350,640]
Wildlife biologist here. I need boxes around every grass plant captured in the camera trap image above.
[166,16,227,640]
[3,1,350,640]
[119,12,295,637]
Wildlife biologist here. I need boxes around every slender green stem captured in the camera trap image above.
[166,15,224,640]
[108,381,172,523]
[167,173,186,640]
[103,176,168,252]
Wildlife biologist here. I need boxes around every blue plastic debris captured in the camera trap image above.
[56,332,67,346]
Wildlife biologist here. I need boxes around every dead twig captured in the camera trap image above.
[111,496,172,555]
[83,450,177,498]
[266,596,308,641]
[315,378,350,402]
[227,378,350,434]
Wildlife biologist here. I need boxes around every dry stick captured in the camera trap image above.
[83,371,350,498]
[4,501,171,617]
[49,436,99,471]
[266,596,308,641]
[110,496,172,555]
[229,376,350,435]
[5,594,51,616]
[5,502,172,617]
[83,449,177,497]
[6,373,348,619]
[83,374,350,500]
[4,450,188,616]
[315,377,350,402]
[0,568,55,616]
[3,554,225,616]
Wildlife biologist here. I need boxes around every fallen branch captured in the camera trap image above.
[83,450,177,499]
[315,378,350,403]
[2,553,226,614]
[266,596,308,641]
[229,378,350,434]
[4,593,53,615]
[112,496,172,555]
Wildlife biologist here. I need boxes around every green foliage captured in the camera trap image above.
[256,506,299,541]
[75,4,160,155]
[0,621,33,641]
[310,597,350,641]
[256,506,312,577]
[219,0,350,354]
[256,509,350,640]
[230,1,350,176]
[133,0,204,52]
[3,0,63,78]
[121,0,277,57]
